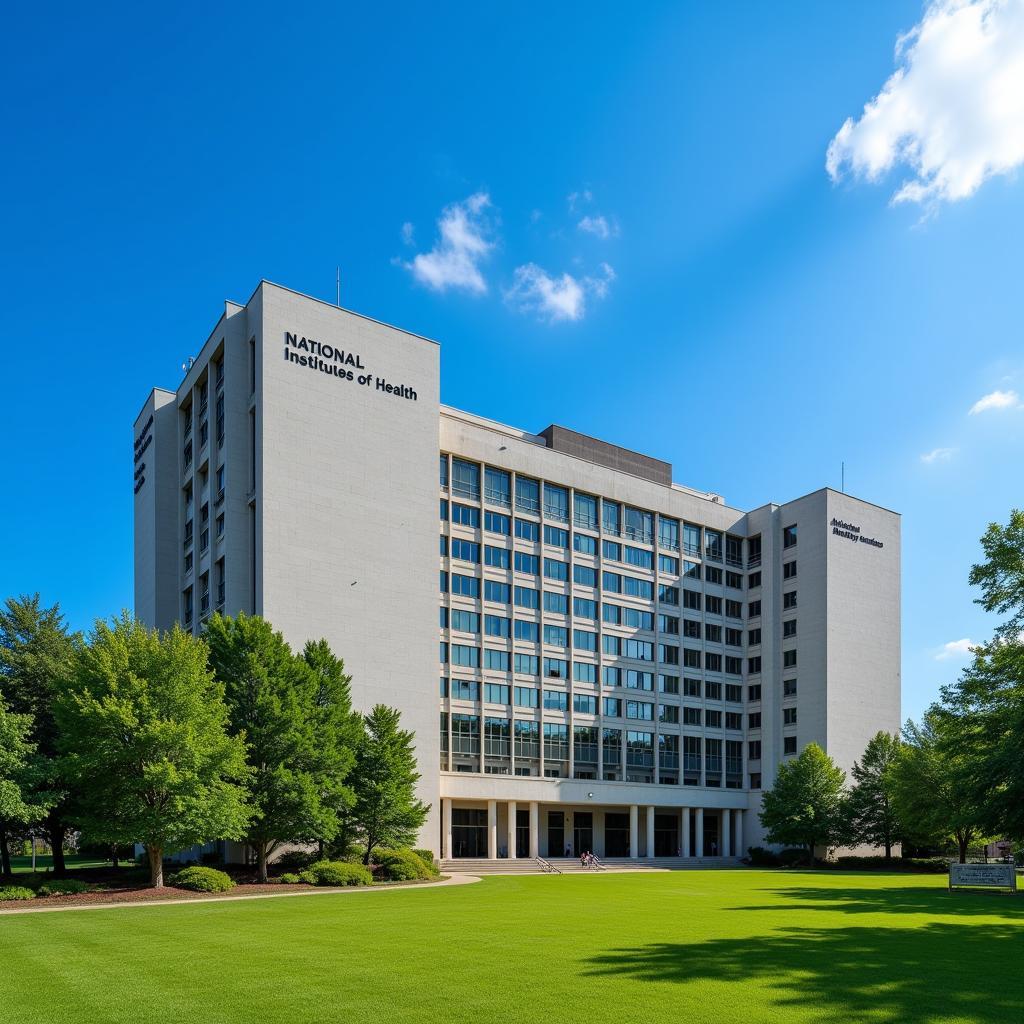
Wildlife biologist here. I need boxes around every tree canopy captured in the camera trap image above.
[846,731,903,859]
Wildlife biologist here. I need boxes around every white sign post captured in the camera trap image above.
[948,862,1018,893]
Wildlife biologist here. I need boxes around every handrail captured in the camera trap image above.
[589,855,607,871]
[536,856,562,874]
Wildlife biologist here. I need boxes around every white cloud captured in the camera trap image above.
[920,446,957,463]
[969,388,1021,414]
[826,0,1024,207]
[567,188,593,213]
[401,192,494,294]
[504,262,615,323]
[935,637,975,660]
[400,222,415,246]
[578,214,618,239]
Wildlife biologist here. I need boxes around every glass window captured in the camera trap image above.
[514,686,539,708]
[515,519,540,542]
[683,523,701,556]
[484,580,510,603]
[514,619,539,642]
[659,516,680,551]
[451,459,480,500]
[439,455,449,488]
[484,614,510,637]
[574,493,599,530]
[514,586,540,609]
[451,609,480,633]
[544,558,569,582]
[573,629,597,651]
[485,511,511,535]
[574,661,597,683]
[624,507,652,543]
[543,483,569,522]
[451,503,480,528]
[783,561,797,580]
[543,624,568,648]
[573,597,597,619]
[451,539,480,563]
[603,539,621,561]
[783,524,798,548]
[451,574,480,598]
[515,476,540,514]
[544,524,569,549]
[658,553,679,575]
[705,529,722,561]
[514,653,539,675]
[573,533,597,555]
[483,649,510,672]
[543,591,568,614]
[603,500,621,535]
[573,694,597,714]
[484,682,510,704]
[514,552,539,575]
[484,545,510,569]
[450,644,479,667]
[573,564,597,587]
[485,467,511,507]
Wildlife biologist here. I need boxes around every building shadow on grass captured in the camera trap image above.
[735,879,1024,919]
[585,922,1024,1023]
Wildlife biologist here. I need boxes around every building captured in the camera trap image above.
[134,280,901,863]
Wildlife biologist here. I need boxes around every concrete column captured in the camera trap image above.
[646,806,655,859]
[441,798,452,860]
[629,805,639,858]
[529,801,539,858]
[681,807,690,858]
[487,800,497,859]
[507,801,517,860]
[695,807,704,857]
[735,810,743,860]
[722,808,731,858]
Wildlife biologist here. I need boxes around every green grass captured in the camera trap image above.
[1,870,1022,1024]
[8,855,114,873]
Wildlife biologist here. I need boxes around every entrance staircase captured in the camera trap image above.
[440,856,738,875]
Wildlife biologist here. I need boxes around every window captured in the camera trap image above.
[543,624,568,648]
[725,599,742,619]
[683,706,702,725]
[515,686,538,708]
[451,609,480,633]
[623,639,654,661]
[573,597,597,620]
[451,539,480,563]
[784,591,797,609]
[683,589,701,611]
[440,677,449,697]
[705,624,721,643]
[658,614,679,635]
[514,552,539,575]
[451,713,480,753]
[484,682,510,704]
[544,525,569,549]
[451,574,480,598]
[705,681,722,700]
[705,566,723,585]
[573,533,597,555]
[748,571,761,589]
[485,580,510,603]
[626,700,653,721]
[514,619,539,642]
[216,513,224,537]
[514,654,539,675]
[748,628,761,645]
[625,670,653,691]
[726,713,743,730]
[451,644,479,668]
[484,545,510,569]
[623,545,653,569]
[485,511,510,535]
[748,712,762,728]
[573,564,597,587]
[626,730,654,767]
[784,737,797,755]
[725,571,743,589]
[452,503,480,528]
[451,459,480,500]
[543,483,569,522]
[658,644,679,665]
[783,524,798,548]
[783,650,797,668]
[725,627,743,647]
[602,666,621,688]
[659,584,679,605]
[515,476,540,514]
[784,707,798,725]
[574,493,599,530]
[659,516,680,551]
[573,694,597,714]
[683,648,701,669]
[707,595,723,616]
[603,500,620,535]
[621,576,653,599]
[705,710,722,728]
[683,560,701,580]
[484,467,511,507]
[515,519,540,542]
[658,674,680,695]
[603,697,622,717]
[603,634,620,656]
[484,649,510,672]
[514,586,540,609]
[658,553,679,575]
[748,657,762,674]
[543,689,568,710]
[544,657,568,680]
[485,614,510,638]
[574,661,597,683]
[749,600,762,617]
[659,704,679,724]
[543,591,568,614]
[783,561,797,580]
[725,684,743,702]
[784,678,798,697]
[544,558,568,582]
[783,619,797,638]
[684,678,701,698]
[683,619,701,640]
[748,684,761,701]
[603,571,621,593]
[750,772,762,789]
[439,571,448,593]
[725,656,742,676]
[573,629,597,652]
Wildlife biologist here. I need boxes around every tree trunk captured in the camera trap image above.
[111,845,120,869]
[884,838,892,861]
[49,818,67,877]
[147,845,164,888]
[0,823,11,877]
[957,835,968,864]
[807,840,816,868]
[257,843,268,883]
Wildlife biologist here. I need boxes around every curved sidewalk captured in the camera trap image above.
[0,872,481,916]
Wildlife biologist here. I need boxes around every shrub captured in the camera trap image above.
[298,861,372,887]
[37,880,92,897]
[169,866,236,893]
[374,848,438,881]
[0,886,36,901]
[412,849,438,871]
[746,846,781,867]
[277,872,302,884]
[272,849,318,874]
[778,848,813,867]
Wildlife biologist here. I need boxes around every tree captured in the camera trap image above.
[350,704,428,864]
[0,595,78,875]
[56,614,251,887]
[0,695,50,875]
[758,743,848,866]
[968,509,1024,639]
[847,731,904,860]
[302,639,359,857]
[205,614,341,882]
[891,711,982,863]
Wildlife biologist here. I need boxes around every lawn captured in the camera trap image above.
[8,855,115,874]
[1,870,1021,1024]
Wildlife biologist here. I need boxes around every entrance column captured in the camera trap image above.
[629,805,639,858]
[529,801,539,858]
[441,798,452,860]
[681,807,690,858]
[695,807,704,857]
[722,809,731,858]
[507,801,517,860]
[646,806,655,859]
[735,810,743,859]
[487,800,497,859]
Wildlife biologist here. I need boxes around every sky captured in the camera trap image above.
[2,0,1023,724]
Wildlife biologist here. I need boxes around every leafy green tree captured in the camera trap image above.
[0,695,51,876]
[891,711,982,863]
[847,731,904,860]
[968,509,1024,639]
[350,704,429,864]
[56,614,251,887]
[758,743,848,866]
[205,614,341,882]
[302,639,359,857]
[0,595,78,875]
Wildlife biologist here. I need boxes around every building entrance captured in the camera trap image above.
[452,809,487,857]
[605,812,630,856]
[574,812,593,855]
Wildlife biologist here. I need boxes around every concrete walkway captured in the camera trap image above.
[0,872,481,916]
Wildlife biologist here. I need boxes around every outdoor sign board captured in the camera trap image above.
[948,862,1017,893]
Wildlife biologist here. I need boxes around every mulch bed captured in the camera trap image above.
[1,881,323,909]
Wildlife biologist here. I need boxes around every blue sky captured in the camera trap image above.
[2,1,1023,723]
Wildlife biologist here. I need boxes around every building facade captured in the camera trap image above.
[134,281,901,862]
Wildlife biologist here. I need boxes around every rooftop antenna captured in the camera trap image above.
[841,461,845,494]
[336,267,341,307]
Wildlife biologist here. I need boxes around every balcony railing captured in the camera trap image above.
[574,513,599,531]
[484,487,511,508]
[747,554,762,568]
[543,503,569,523]
[725,555,743,569]
[516,495,540,514]
[683,542,700,556]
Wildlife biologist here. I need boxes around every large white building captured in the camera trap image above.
[134,281,901,864]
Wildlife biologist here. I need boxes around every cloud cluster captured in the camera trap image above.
[504,262,616,323]
[969,388,1021,414]
[401,192,494,294]
[920,446,957,463]
[827,0,1024,207]
[935,637,975,660]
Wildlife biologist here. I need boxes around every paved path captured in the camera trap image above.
[0,872,481,916]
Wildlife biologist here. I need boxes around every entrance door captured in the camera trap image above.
[574,812,593,856]
[548,811,565,857]
[452,809,487,857]
[654,813,678,857]
[604,812,630,857]
[703,814,719,857]
[516,809,530,858]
